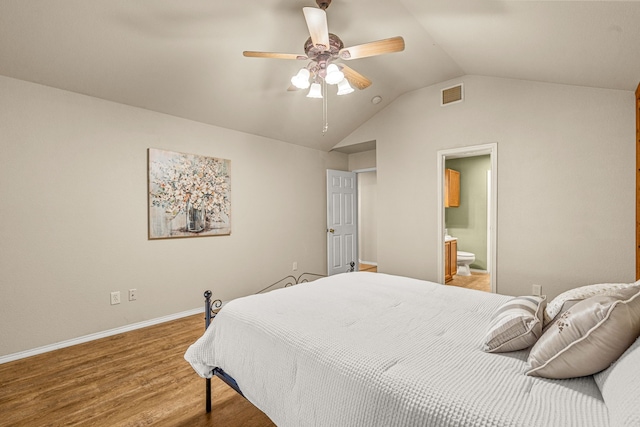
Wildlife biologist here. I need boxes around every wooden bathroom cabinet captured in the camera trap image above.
[445,239,457,283]
[445,169,460,208]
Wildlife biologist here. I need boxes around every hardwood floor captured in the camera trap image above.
[447,271,491,292]
[0,314,274,427]
[359,263,377,272]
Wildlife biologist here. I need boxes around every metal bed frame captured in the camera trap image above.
[202,272,327,412]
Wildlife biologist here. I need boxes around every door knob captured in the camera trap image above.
[328,228,335,233]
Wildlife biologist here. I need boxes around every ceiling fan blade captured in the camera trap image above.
[341,65,371,90]
[339,36,405,60]
[243,51,308,60]
[287,84,300,92]
[303,7,330,51]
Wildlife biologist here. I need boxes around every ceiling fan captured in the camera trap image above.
[243,0,405,97]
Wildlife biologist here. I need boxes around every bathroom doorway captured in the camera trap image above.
[437,143,497,293]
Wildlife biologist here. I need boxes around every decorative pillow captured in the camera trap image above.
[526,287,640,379]
[593,336,640,426]
[544,280,640,327]
[482,296,546,353]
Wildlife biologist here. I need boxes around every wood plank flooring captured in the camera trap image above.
[447,271,491,292]
[0,314,274,427]
[359,263,377,272]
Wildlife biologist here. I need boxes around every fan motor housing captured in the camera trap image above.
[304,33,344,58]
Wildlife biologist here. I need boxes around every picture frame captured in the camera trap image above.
[147,148,231,239]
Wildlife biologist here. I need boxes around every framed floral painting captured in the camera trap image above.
[148,148,231,239]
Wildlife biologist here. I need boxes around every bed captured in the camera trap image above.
[185,272,640,427]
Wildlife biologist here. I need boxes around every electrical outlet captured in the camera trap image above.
[110,291,121,305]
[293,261,298,271]
[128,289,137,301]
[532,284,542,296]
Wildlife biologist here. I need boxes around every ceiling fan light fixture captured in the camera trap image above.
[324,64,344,85]
[244,4,404,133]
[336,78,354,95]
[307,82,323,98]
[291,68,311,89]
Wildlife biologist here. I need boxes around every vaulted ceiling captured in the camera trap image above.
[1,0,638,152]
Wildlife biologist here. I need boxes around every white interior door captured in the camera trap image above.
[327,169,357,276]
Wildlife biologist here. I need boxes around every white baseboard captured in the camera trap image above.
[358,260,378,266]
[0,307,204,365]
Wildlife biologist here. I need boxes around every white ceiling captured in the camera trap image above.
[1,0,638,152]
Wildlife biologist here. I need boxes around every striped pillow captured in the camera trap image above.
[483,296,547,353]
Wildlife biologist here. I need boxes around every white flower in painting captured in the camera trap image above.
[150,152,230,226]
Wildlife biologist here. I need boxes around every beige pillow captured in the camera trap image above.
[526,287,640,379]
[593,336,640,426]
[544,280,640,327]
[482,296,546,353]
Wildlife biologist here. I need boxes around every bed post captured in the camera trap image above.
[204,290,212,413]
[204,290,213,328]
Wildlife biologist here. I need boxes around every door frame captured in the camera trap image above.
[436,143,498,293]
[636,82,639,280]
[353,167,377,270]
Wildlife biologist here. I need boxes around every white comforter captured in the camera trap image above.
[185,273,609,427]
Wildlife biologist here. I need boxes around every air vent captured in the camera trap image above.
[441,84,464,106]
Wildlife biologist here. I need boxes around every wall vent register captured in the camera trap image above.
[441,84,464,106]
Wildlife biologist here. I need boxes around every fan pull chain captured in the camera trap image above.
[322,80,328,135]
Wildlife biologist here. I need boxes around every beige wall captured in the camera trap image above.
[2,73,635,357]
[0,76,347,357]
[348,149,376,171]
[339,75,636,298]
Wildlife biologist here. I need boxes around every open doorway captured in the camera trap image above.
[356,169,377,272]
[329,142,378,274]
[437,143,497,293]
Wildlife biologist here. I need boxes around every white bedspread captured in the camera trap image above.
[185,273,609,427]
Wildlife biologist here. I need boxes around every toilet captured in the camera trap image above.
[457,251,475,276]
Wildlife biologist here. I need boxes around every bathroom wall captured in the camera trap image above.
[445,155,491,270]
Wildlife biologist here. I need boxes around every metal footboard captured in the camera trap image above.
[202,272,325,412]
